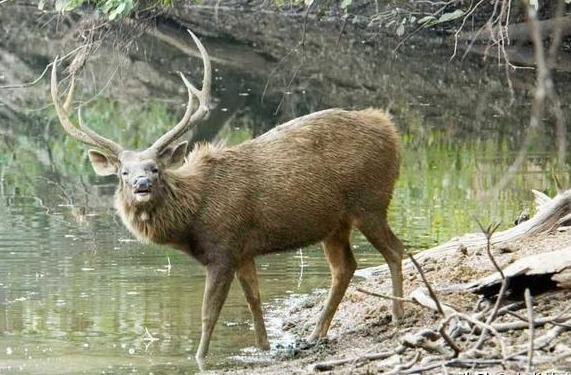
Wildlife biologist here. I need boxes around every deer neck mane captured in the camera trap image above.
[115,168,204,245]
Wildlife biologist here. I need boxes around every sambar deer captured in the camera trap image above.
[50,30,404,360]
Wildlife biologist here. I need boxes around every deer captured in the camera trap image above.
[50,30,405,361]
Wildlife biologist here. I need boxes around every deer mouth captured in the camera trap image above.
[133,187,152,202]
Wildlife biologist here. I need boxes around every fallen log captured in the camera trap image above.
[468,247,571,296]
[357,189,571,280]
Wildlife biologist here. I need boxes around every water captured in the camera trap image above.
[1,9,570,373]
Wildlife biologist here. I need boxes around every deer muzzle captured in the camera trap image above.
[133,177,152,201]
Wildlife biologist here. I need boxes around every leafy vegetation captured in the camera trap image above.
[52,0,176,19]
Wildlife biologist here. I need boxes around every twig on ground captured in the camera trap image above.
[524,289,534,372]
[402,330,450,355]
[310,346,405,372]
[409,288,458,316]
[438,320,462,357]
[472,217,509,352]
[474,275,508,346]
[474,218,503,278]
[528,324,569,350]
[383,351,421,375]
[451,312,508,359]
[356,287,417,304]
[493,313,571,332]
[408,252,446,317]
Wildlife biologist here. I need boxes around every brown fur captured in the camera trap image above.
[114,108,404,360]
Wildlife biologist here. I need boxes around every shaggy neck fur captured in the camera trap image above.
[115,169,204,245]
[115,143,223,245]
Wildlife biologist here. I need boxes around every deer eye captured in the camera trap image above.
[121,170,129,177]
[150,166,159,174]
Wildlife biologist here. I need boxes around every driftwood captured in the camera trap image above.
[468,247,571,295]
[552,269,571,288]
[357,189,571,280]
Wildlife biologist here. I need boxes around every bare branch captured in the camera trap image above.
[408,252,446,317]
[356,287,417,304]
[524,289,535,372]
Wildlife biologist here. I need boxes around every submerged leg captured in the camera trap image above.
[236,258,270,350]
[196,262,235,360]
[309,221,356,341]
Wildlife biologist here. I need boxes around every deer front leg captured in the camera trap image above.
[236,258,270,350]
[195,262,235,360]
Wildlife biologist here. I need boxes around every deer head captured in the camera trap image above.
[51,30,211,206]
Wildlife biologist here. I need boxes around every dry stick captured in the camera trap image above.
[443,312,508,359]
[472,219,508,351]
[310,346,405,372]
[441,363,450,375]
[272,0,318,115]
[488,2,550,196]
[0,45,88,90]
[451,0,487,61]
[438,320,462,358]
[494,313,571,332]
[402,320,571,375]
[407,252,462,356]
[356,287,417,305]
[546,0,567,166]
[300,0,318,48]
[383,351,421,375]
[524,289,535,372]
[475,219,504,277]
[407,252,445,317]
[335,15,349,47]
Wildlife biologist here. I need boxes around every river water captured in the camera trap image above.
[0,6,570,374]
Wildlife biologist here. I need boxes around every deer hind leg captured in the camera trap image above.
[308,221,356,342]
[196,262,235,360]
[236,258,270,350]
[357,214,404,321]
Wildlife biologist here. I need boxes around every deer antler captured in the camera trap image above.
[51,57,123,156]
[150,29,212,152]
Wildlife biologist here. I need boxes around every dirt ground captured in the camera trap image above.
[220,226,571,374]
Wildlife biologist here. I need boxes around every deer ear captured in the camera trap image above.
[88,150,117,176]
[159,141,188,168]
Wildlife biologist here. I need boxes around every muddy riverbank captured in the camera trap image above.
[224,195,571,374]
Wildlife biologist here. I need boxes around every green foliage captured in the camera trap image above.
[418,9,465,27]
[339,0,352,11]
[217,126,253,146]
[53,0,175,20]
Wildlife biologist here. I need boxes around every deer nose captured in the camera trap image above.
[133,177,151,191]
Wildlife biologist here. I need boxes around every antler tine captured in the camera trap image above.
[62,74,75,113]
[150,29,212,152]
[51,56,123,156]
[188,29,212,107]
